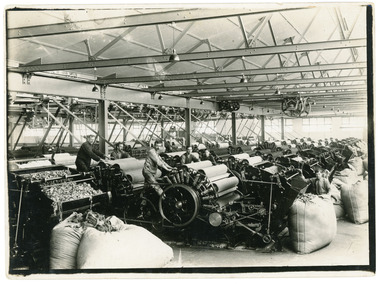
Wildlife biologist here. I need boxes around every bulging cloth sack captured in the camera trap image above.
[341,180,369,224]
[77,224,174,269]
[288,194,337,254]
[348,157,365,176]
[333,168,359,185]
[50,213,84,270]
[330,184,345,219]
[363,158,368,171]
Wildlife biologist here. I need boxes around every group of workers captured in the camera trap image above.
[75,134,130,172]
[75,135,331,198]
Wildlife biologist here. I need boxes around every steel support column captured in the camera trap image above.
[260,115,265,142]
[231,112,237,145]
[69,116,74,147]
[98,100,109,154]
[281,117,285,140]
[185,99,191,146]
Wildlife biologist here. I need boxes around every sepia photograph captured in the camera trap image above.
[3,1,375,279]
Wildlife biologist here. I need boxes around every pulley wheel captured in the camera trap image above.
[159,184,200,227]
[262,234,272,244]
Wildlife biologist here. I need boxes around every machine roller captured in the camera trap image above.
[8,164,111,267]
[93,156,309,247]
[83,138,357,248]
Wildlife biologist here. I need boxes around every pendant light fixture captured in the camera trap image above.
[92,67,98,92]
[169,50,180,62]
[169,22,180,62]
[240,74,247,83]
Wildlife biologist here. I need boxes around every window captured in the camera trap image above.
[302,117,332,132]
[341,116,367,131]
[265,118,281,140]
[341,116,366,127]
[284,119,293,133]
[196,120,216,135]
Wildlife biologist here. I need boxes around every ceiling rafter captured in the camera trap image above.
[161,40,208,73]
[218,15,272,72]
[268,20,282,67]
[245,95,367,103]
[6,6,368,118]
[169,22,195,50]
[255,10,320,91]
[92,27,136,60]
[200,16,270,85]
[334,7,364,77]
[146,75,366,92]
[155,25,166,53]
[10,38,366,73]
[15,37,155,74]
[238,16,250,48]
[335,7,359,63]
[92,62,366,84]
[186,84,367,98]
[235,91,366,101]
[8,7,312,39]
[280,8,322,67]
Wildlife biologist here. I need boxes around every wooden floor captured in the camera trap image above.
[164,219,370,271]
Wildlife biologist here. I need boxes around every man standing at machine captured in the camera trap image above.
[110,142,131,160]
[75,134,108,172]
[142,140,173,196]
[180,145,200,165]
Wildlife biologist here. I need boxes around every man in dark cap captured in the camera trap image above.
[75,134,108,172]
[110,142,131,160]
[180,145,200,165]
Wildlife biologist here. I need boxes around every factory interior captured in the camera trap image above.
[4,3,375,278]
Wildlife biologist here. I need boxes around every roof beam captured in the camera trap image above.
[9,38,366,73]
[6,71,215,110]
[92,27,136,60]
[92,62,366,84]
[238,16,250,48]
[231,91,367,101]
[146,75,366,92]
[216,15,271,72]
[249,99,367,105]
[7,7,312,39]
[189,84,367,98]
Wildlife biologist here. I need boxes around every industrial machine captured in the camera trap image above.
[7,136,364,272]
[92,138,356,249]
[8,164,111,271]
[93,155,310,249]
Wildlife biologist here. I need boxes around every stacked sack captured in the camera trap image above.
[288,193,337,254]
[330,154,369,224]
[50,211,174,270]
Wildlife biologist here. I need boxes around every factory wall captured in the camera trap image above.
[8,114,367,150]
[289,116,367,141]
